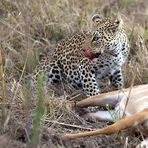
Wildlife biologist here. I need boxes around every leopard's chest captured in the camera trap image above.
[92,53,124,79]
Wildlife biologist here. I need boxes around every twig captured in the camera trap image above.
[44,119,92,130]
[0,49,6,131]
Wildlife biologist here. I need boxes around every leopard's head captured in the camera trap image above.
[90,14,124,53]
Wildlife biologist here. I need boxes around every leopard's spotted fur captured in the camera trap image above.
[32,14,129,96]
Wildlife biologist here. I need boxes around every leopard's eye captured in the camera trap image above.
[112,28,118,33]
[92,36,100,42]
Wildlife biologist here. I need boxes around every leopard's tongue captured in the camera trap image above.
[82,48,94,60]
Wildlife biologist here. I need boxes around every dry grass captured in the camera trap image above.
[0,0,148,148]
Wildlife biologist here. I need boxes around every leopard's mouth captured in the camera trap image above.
[100,48,105,54]
[82,48,102,60]
[94,47,105,54]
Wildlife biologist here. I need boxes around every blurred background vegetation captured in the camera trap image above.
[0,0,148,85]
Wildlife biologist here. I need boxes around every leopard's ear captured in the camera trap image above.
[110,17,123,33]
[91,14,102,27]
[114,15,123,29]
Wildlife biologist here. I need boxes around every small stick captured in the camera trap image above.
[44,119,92,130]
[0,49,6,131]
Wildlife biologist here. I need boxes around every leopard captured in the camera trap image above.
[32,14,129,96]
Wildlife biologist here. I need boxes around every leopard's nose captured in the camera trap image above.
[91,41,98,48]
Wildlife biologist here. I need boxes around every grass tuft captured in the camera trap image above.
[27,73,45,148]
